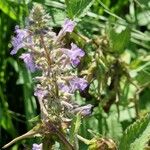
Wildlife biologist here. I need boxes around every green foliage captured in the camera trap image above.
[0,0,150,149]
[0,86,17,137]
[19,65,37,129]
[108,26,131,53]
[106,113,123,141]
[119,113,150,150]
[0,0,17,20]
[70,114,82,149]
[65,0,95,19]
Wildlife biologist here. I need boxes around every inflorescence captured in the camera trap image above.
[10,4,92,149]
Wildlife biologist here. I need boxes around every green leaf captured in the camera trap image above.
[17,64,37,129]
[108,27,131,53]
[48,8,66,27]
[119,113,150,150]
[34,0,65,9]
[0,0,17,20]
[137,10,150,26]
[139,88,150,111]
[65,0,95,19]
[130,61,150,85]
[0,85,17,137]
[7,58,19,73]
[70,114,81,148]
[106,113,123,141]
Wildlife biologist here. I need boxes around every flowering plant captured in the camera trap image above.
[3,4,93,150]
[1,0,150,150]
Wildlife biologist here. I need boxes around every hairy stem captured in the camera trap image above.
[2,129,39,149]
[39,34,72,149]
[40,35,51,67]
[45,121,75,150]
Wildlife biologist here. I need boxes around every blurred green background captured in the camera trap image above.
[0,0,150,149]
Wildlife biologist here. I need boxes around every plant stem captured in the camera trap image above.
[43,135,54,150]
[40,34,59,96]
[2,129,39,149]
[40,35,51,67]
[45,121,75,150]
[39,29,73,150]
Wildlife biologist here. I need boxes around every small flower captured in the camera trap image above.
[62,43,85,67]
[59,83,71,93]
[62,19,76,33]
[10,26,29,55]
[70,77,88,91]
[32,143,42,150]
[19,53,36,72]
[34,88,48,99]
[56,19,76,40]
[72,104,93,116]
[59,77,88,93]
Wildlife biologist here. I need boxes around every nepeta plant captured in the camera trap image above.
[3,4,93,150]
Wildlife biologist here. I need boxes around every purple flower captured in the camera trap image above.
[10,26,29,55]
[59,77,88,93]
[70,77,88,91]
[62,19,76,33]
[57,19,76,40]
[34,88,48,99]
[72,104,93,116]
[19,53,36,72]
[62,43,85,67]
[58,83,71,93]
[32,143,42,150]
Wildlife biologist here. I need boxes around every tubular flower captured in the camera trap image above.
[62,19,76,33]
[62,43,85,67]
[57,19,76,40]
[10,26,29,55]
[72,104,93,116]
[70,77,88,91]
[59,77,88,93]
[19,53,36,72]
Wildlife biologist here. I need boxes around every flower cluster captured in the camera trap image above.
[11,4,92,149]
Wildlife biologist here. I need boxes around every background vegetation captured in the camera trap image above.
[0,0,150,149]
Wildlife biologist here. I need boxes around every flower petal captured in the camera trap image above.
[62,19,76,33]
[20,53,36,72]
[32,143,42,150]
[10,26,29,55]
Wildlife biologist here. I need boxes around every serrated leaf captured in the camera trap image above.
[109,27,131,53]
[106,113,123,141]
[119,113,150,150]
[65,0,95,19]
